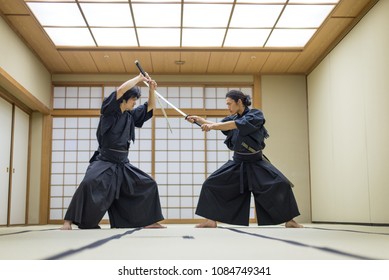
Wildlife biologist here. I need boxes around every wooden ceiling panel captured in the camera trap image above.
[121,52,152,73]
[207,52,240,73]
[0,0,30,14]
[150,52,181,74]
[59,51,98,73]
[261,52,300,74]
[6,15,70,73]
[179,52,211,73]
[90,51,126,73]
[333,0,376,17]
[233,52,271,74]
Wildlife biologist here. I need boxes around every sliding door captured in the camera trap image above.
[9,107,30,225]
[0,98,12,225]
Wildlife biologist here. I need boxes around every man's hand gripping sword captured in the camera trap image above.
[135,60,201,129]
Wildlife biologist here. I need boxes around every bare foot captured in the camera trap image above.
[195,219,217,228]
[144,223,166,229]
[60,220,72,230]
[285,219,303,228]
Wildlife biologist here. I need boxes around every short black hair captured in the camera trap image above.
[119,86,141,102]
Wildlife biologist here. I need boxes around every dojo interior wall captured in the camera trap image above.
[307,0,389,224]
[46,76,310,224]
[261,75,311,224]
[1,0,389,225]
[0,15,50,225]
[0,16,51,108]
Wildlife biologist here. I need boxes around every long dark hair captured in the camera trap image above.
[119,86,141,102]
[225,90,251,107]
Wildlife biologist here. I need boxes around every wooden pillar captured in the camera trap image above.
[253,74,262,109]
[39,114,52,224]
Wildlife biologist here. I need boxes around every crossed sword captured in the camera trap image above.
[135,60,201,132]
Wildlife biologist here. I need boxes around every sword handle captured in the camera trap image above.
[185,115,202,127]
[135,60,147,77]
[135,60,201,128]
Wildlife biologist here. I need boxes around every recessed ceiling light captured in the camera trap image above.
[26,1,338,48]
[175,60,186,65]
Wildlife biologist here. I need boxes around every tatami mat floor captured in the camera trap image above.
[0,223,389,260]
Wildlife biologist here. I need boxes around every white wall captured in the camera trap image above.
[0,16,51,107]
[262,75,311,223]
[0,16,52,225]
[308,0,389,224]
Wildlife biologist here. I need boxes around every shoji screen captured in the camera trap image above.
[50,116,100,220]
[154,117,206,220]
[49,85,253,223]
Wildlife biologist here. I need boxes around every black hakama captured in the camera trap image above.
[195,108,300,226]
[64,91,164,229]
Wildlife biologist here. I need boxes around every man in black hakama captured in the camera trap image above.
[187,90,302,228]
[61,74,164,230]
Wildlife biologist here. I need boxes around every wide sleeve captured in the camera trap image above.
[130,102,153,128]
[220,115,236,136]
[98,91,120,136]
[101,91,120,115]
[234,109,266,137]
